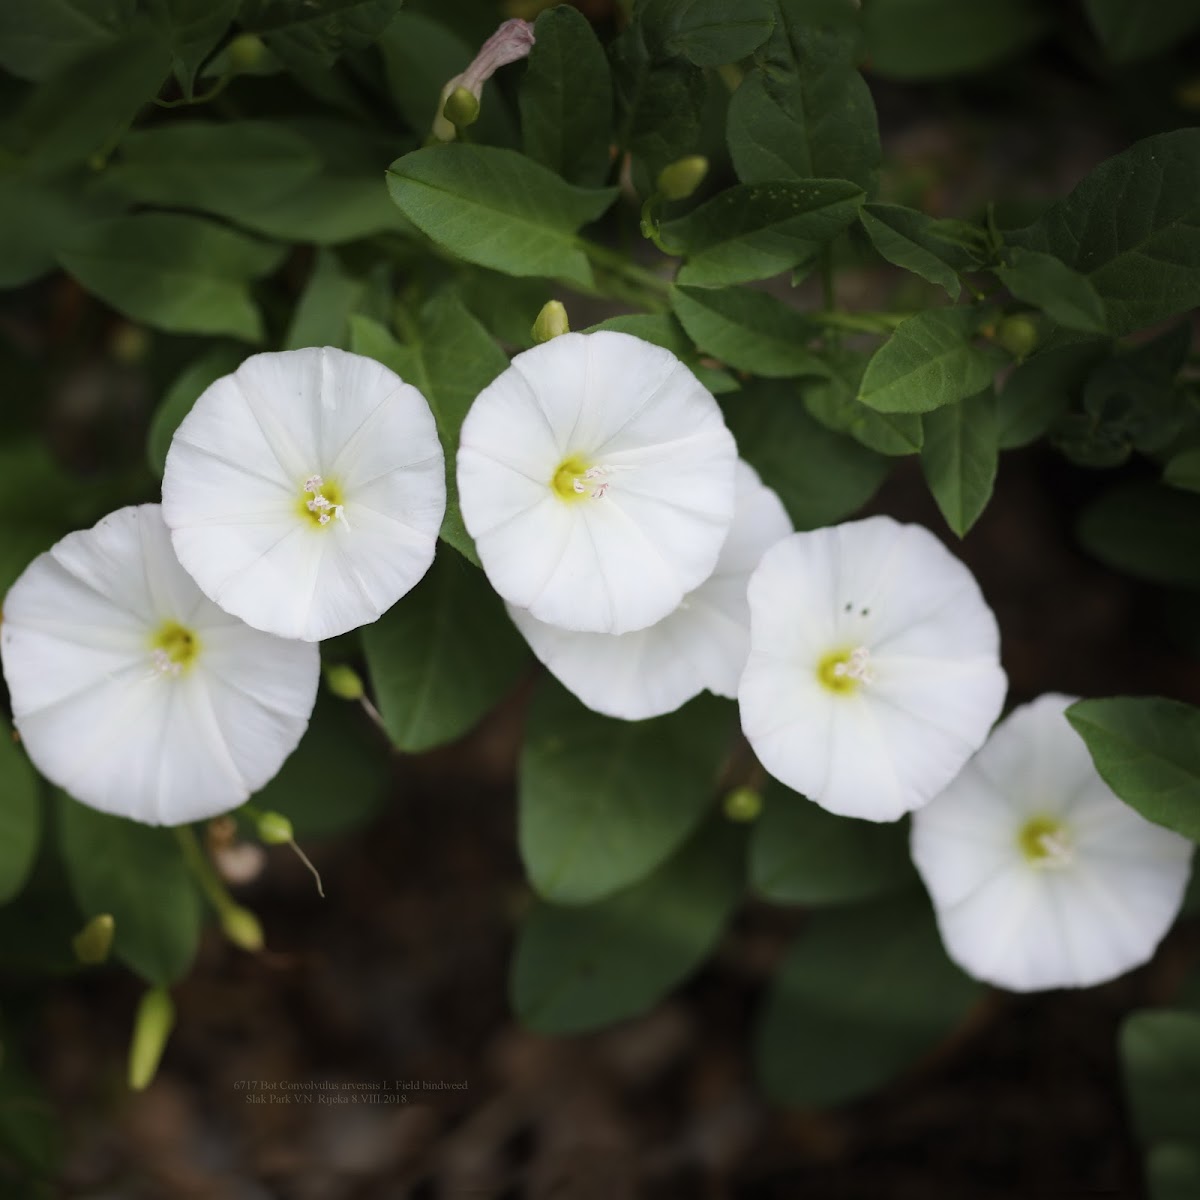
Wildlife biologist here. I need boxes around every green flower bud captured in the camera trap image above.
[995,313,1040,360]
[128,987,174,1092]
[323,663,364,701]
[531,300,570,344]
[221,905,264,952]
[72,913,115,965]
[443,86,481,131]
[228,33,268,74]
[657,155,709,202]
[255,811,294,846]
[723,786,763,823]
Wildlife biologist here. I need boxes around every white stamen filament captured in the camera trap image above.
[1034,829,1074,869]
[572,464,628,501]
[304,474,345,526]
[151,648,182,678]
[832,645,874,684]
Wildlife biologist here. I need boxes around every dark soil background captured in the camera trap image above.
[4,10,1200,1198]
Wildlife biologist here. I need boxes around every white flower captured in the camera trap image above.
[457,331,738,636]
[911,694,1194,992]
[162,346,445,642]
[738,516,1007,821]
[508,461,792,719]
[0,505,319,826]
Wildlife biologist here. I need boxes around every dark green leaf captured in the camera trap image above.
[283,249,364,350]
[519,682,734,905]
[0,721,40,906]
[1148,1144,1200,1200]
[519,5,613,188]
[994,247,1108,333]
[145,0,237,96]
[803,348,924,456]
[859,206,963,298]
[858,307,1006,414]
[1067,697,1200,842]
[670,284,828,378]
[1085,0,1200,63]
[862,0,1048,80]
[1012,130,1200,336]
[723,378,890,528]
[750,782,914,905]
[1121,1009,1200,1145]
[661,179,865,287]
[920,389,998,536]
[0,0,136,82]
[642,0,775,66]
[147,344,244,477]
[1077,482,1200,591]
[386,143,617,288]
[56,795,201,985]
[995,338,1107,450]
[362,549,527,753]
[511,822,743,1034]
[1165,448,1200,494]
[58,213,284,342]
[754,895,980,1106]
[240,0,404,71]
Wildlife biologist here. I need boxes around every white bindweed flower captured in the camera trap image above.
[162,346,445,642]
[910,694,1194,992]
[508,460,792,720]
[457,331,738,636]
[738,516,1007,821]
[0,505,319,826]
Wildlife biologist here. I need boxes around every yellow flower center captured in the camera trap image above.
[1017,815,1073,868]
[551,454,594,503]
[816,645,873,694]
[298,474,345,527]
[149,620,200,676]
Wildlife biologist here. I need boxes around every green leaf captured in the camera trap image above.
[362,549,527,753]
[56,795,202,985]
[862,0,1048,80]
[1077,482,1200,591]
[0,0,136,82]
[0,173,113,289]
[58,213,284,342]
[994,247,1108,333]
[145,0,237,95]
[920,388,998,537]
[349,293,508,562]
[1148,1144,1200,1200]
[1121,1009,1200,1145]
[749,782,914,906]
[754,895,980,1106]
[386,143,617,288]
[1067,697,1200,843]
[0,721,40,906]
[1085,0,1200,63]
[511,822,743,1034]
[519,682,734,905]
[803,348,924,456]
[995,338,1107,450]
[1012,130,1200,336]
[588,311,691,356]
[1165,448,1200,494]
[642,0,775,66]
[378,12,516,147]
[101,119,321,225]
[661,179,864,287]
[240,0,404,71]
[283,249,364,351]
[251,694,389,838]
[146,344,244,477]
[859,205,991,299]
[858,307,1006,414]
[519,5,613,188]
[726,0,879,193]
[722,378,890,529]
[670,284,828,378]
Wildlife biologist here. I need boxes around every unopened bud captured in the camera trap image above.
[995,313,1039,360]
[532,300,570,344]
[72,913,115,965]
[323,663,364,701]
[723,786,763,823]
[443,86,481,130]
[657,155,708,202]
[228,33,268,73]
[220,905,264,952]
[110,325,149,365]
[128,987,174,1091]
[255,811,294,846]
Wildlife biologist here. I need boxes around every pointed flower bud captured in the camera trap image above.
[128,987,174,1092]
[255,810,294,846]
[323,662,365,701]
[221,905,264,952]
[72,913,115,965]
[657,155,708,202]
[995,313,1040,360]
[531,299,570,344]
[432,18,536,141]
[723,787,763,823]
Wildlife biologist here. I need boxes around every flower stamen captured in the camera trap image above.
[1018,815,1074,868]
[149,620,200,677]
[817,645,873,693]
[299,474,347,528]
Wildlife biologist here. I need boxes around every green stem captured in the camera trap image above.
[808,310,914,334]
[819,248,835,311]
[174,826,239,920]
[581,240,673,296]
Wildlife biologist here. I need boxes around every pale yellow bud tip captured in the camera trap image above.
[256,811,294,846]
[723,786,763,823]
[72,913,115,965]
[531,299,570,343]
[657,155,709,202]
[128,987,174,1091]
[443,86,481,130]
[323,663,364,701]
[221,906,264,952]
